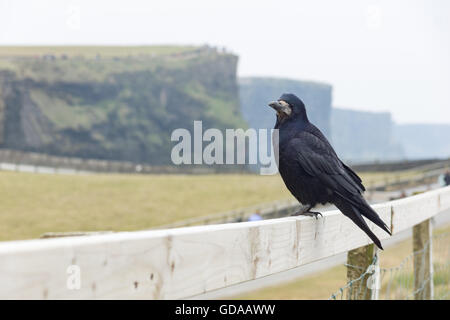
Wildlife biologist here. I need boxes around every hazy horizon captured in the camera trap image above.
[1,0,449,125]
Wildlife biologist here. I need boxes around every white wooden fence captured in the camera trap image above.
[0,187,449,299]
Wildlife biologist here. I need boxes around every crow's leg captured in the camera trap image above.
[291,205,323,219]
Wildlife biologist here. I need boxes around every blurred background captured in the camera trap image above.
[0,0,449,299]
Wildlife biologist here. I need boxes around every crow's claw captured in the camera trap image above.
[291,211,323,219]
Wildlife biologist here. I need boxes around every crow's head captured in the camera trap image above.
[268,93,308,123]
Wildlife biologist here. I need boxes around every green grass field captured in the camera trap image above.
[0,171,294,241]
[0,171,389,242]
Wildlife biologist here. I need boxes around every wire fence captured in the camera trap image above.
[330,232,449,300]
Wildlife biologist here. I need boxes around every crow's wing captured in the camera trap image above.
[341,162,366,192]
[288,130,364,198]
[299,124,365,192]
[288,129,390,238]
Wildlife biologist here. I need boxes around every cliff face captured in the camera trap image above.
[239,77,333,138]
[394,124,450,159]
[0,47,245,164]
[331,108,404,162]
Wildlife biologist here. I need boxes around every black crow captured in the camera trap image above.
[269,93,391,249]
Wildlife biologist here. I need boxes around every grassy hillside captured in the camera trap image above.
[0,46,245,164]
[0,45,196,58]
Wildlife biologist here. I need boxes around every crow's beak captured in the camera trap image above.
[269,101,282,111]
[268,101,291,115]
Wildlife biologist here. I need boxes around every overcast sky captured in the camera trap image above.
[1,0,449,124]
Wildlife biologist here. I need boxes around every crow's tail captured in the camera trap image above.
[334,196,390,250]
[358,200,391,237]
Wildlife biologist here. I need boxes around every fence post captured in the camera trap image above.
[346,243,379,300]
[412,219,434,300]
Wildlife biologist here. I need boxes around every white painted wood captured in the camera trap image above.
[0,186,449,300]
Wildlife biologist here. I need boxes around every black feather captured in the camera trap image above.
[333,196,384,250]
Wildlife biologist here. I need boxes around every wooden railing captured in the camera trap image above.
[0,187,449,299]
